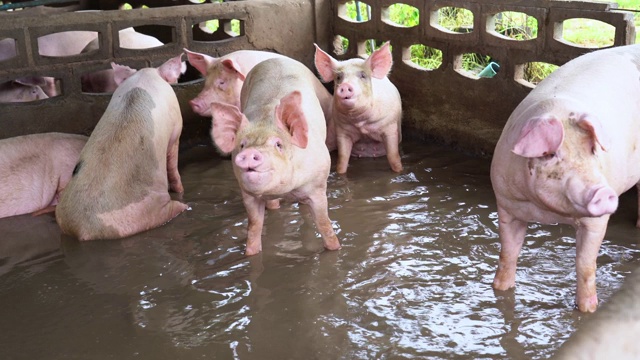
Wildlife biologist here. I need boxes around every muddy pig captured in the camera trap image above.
[0,133,87,218]
[211,57,341,256]
[55,54,188,241]
[550,267,640,359]
[0,78,49,103]
[314,41,402,173]
[491,44,640,312]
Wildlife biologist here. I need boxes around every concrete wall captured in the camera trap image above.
[329,0,636,154]
[0,0,636,155]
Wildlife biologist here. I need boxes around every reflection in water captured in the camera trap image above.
[0,140,639,359]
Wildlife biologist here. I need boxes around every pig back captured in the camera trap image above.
[240,57,327,142]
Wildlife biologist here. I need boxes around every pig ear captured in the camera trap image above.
[157,53,186,84]
[512,115,564,158]
[365,41,393,79]
[314,43,336,83]
[275,91,309,149]
[184,48,217,76]
[221,58,246,81]
[211,101,249,154]
[576,114,609,152]
[111,63,137,86]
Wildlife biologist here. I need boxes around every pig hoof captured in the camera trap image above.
[492,275,515,291]
[576,295,598,313]
[324,241,341,251]
[245,246,262,256]
[391,163,403,173]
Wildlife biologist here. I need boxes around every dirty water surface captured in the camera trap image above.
[1,139,640,360]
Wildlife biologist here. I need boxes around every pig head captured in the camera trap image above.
[210,57,340,256]
[0,77,49,103]
[55,54,188,241]
[314,41,403,174]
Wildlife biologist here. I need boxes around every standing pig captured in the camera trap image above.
[0,132,87,218]
[491,44,640,312]
[210,57,341,256]
[55,54,188,241]
[0,78,49,103]
[314,41,402,173]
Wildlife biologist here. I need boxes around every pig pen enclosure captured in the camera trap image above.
[0,0,639,359]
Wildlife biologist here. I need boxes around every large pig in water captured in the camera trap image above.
[0,133,87,219]
[185,48,336,150]
[0,78,49,103]
[314,41,402,174]
[211,57,341,256]
[491,44,640,312]
[55,54,188,241]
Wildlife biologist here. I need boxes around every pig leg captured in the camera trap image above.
[166,131,183,193]
[266,199,280,210]
[383,128,402,173]
[493,205,528,291]
[302,188,341,251]
[242,192,266,256]
[574,216,608,312]
[336,133,355,174]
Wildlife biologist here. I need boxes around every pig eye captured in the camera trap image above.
[239,139,247,149]
[275,140,283,152]
[336,73,343,82]
[359,71,367,79]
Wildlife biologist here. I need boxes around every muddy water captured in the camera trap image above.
[1,139,640,360]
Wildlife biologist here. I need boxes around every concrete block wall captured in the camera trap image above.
[0,0,329,147]
[0,0,635,155]
[329,0,636,155]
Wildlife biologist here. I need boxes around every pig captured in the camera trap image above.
[314,41,403,174]
[185,49,287,116]
[55,54,188,241]
[490,44,640,312]
[210,57,341,256]
[185,48,336,150]
[81,28,164,93]
[0,132,87,219]
[0,77,49,102]
[550,268,640,360]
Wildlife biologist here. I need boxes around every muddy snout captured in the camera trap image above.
[586,185,618,217]
[235,148,264,172]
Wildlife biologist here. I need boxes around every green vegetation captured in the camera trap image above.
[343,0,639,84]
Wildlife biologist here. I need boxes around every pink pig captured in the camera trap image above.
[0,77,49,103]
[211,57,341,256]
[491,44,640,312]
[55,54,188,241]
[314,41,403,174]
[81,28,165,93]
[0,132,87,218]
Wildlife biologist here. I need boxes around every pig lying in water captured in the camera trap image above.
[55,54,188,241]
[491,44,640,312]
[0,133,87,219]
[314,41,402,174]
[211,57,341,256]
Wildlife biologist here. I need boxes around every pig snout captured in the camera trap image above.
[337,83,354,100]
[189,98,211,116]
[235,148,263,171]
[586,186,618,217]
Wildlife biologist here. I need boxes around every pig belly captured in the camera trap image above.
[77,193,187,241]
[351,139,387,158]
